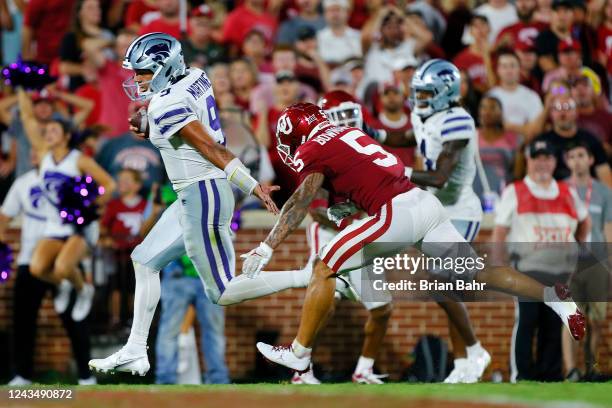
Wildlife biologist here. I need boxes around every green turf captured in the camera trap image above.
[5,382,610,407]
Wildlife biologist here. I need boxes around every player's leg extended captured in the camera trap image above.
[89,200,186,375]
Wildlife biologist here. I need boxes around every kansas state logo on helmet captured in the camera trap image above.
[122,32,186,101]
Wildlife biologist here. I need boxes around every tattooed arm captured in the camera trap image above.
[264,172,325,249]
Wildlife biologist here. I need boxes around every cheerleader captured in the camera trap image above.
[18,89,116,321]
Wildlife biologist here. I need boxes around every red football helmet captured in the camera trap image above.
[276,103,330,171]
[318,90,363,128]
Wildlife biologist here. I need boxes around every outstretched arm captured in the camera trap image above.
[409,139,467,188]
[264,173,325,249]
[179,120,279,213]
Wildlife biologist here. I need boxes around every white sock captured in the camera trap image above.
[217,270,312,306]
[355,356,375,373]
[466,341,483,359]
[126,262,160,354]
[291,339,312,358]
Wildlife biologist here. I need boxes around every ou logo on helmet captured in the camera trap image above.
[277,114,293,135]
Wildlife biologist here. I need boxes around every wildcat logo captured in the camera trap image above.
[30,186,44,209]
[277,114,293,135]
[145,40,172,63]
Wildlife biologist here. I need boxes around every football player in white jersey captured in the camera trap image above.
[374,59,489,383]
[89,32,327,376]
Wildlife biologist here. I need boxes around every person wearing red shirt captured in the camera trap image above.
[516,38,543,94]
[124,0,157,31]
[138,0,183,40]
[22,0,77,65]
[375,82,414,167]
[496,0,548,50]
[453,14,495,93]
[596,0,612,68]
[222,0,278,57]
[101,168,147,329]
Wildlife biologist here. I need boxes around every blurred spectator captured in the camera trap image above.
[138,0,181,39]
[569,74,612,154]
[476,96,520,198]
[209,63,237,110]
[294,26,332,93]
[86,28,138,138]
[459,69,481,119]
[441,0,473,60]
[242,29,273,74]
[516,39,543,94]
[406,0,447,44]
[180,4,226,70]
[362,9,420,94]
[495,0,547,50]
[124,0,157,32]
[571,0,597,68]
[59,0,114,92]
[403,10,438,60]
[21,0,77,65]
[100,168,146,329]
[534,0,554,23]
[391,56,419,112]
[276,0,325,45]
[596,0,612,69]
[489,51,544,139]
[474,0,518,44]
[537,94,612,184]
[375,81,414,167]
[0,151,95,386]
[156,257,230,384]
[254,71,302,204]
[493,138,590,383]
[542,39,602,94]
[1,0,24,65]
[453,14,496,93]
[535,0,575,74]
[563,141,611,382]
[8,88,93,178]
[222,0,278,58]
[0,92,17,201]
[248,46,317,113]
[316,0,362,65]
[95,128,164,193]
[229,58,260,110]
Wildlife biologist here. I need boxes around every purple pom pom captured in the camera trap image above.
[0,242,13,284]
[230,209,241,233]
[57,174,102,228]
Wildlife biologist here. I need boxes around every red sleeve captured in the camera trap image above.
[24,0,43,27]
[101,201,118,228]
[297,144,326,183]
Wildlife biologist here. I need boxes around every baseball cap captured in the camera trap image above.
[296,26,316,41]
[527,139,554,158]
[392,55,419,71]
[191,4,214,19]
[515,38,536,52]
[275,70,296,82]
[31,89,55,104]
[323,0,349,9]
[552,0,575,9]
[558,38,581,53]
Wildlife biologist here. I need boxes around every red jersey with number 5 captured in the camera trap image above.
[295,125,414,215]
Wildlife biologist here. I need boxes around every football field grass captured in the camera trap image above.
[2,382,612,408]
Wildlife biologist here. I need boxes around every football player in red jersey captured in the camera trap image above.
[242,103,586,374]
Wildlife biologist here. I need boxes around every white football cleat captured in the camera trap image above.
[544,283,586,341]
[256,342,310,372]
[352,368,388,384]
[335,276,360,301]
[54,280,72,314]
[464,346,491,383]
[291,363,321,384]
[88,346,150,376]
[8,375,32,386]
[444,358,469,384]
[72,283,95,322]
[78,376,97,385]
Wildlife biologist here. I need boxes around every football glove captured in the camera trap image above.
[327,201,358,227]
[241,242,273,278]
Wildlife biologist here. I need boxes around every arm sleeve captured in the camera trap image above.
[150,101,198,139]
[297,147,326,184]
[439,115,476,142]
[569,187,589,221]
[494,184,517,227]
[1,181,22,218]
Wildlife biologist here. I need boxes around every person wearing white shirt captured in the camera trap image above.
[475,0,519,43]
[316,0,362,65]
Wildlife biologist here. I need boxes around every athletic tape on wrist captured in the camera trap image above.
[224,158,258,195]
